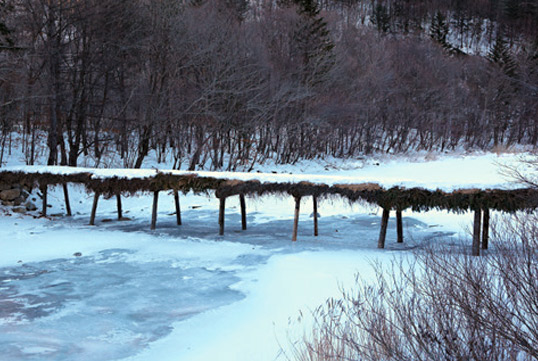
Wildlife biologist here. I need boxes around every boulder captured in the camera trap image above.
[12,206,27,214]
[21,189,30,200]
[0,188,21,201]
[13,196,25,206]
[24,201,38,211]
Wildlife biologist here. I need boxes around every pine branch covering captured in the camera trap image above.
[1,170,537,213]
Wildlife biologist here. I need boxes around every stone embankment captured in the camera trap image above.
[0,183,37,213]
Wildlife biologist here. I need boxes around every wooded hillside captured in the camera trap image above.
[0,0,536,169]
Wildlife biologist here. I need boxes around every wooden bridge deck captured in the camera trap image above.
[1,166,537,256]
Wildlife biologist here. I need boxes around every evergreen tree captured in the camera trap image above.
[451,8,469,49]
[392,1,410,34]
[223,0,249,22]
[0,1,14,52]
[488,31,517,77]
[503,0,520,20]
[429,11,464,55]
[293,0,320,16]
[429,11,450,50]
[530,36,538,62]
[285,0,335,85]
[528,36,538,79]
[371,3,391,33]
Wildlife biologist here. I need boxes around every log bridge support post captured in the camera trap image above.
[378,208,390,249]
[313,196,319,237]
[396,209,403,243]
[151,191,159,230]
[292,196,301,242]
[116,193,122,220]
[218,197,226,236]
[63,183,72,216]
[482,208,490,250]
[89,191,100,226]
[40,184,48,216]
[239,194,247,231]
[376,208,404,249]
[472,208,482,256]
[174,190,182,226]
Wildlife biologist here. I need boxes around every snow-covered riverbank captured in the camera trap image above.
[0,152,532,361]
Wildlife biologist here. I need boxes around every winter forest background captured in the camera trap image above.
[0,0,537,170]
[1,2,538,361]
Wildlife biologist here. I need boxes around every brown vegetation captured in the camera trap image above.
[1,169,537,213]
[290,213,538,361]
[0,0,536,169]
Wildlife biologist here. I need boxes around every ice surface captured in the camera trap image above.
[0,152,529,361]
[0,187,462,361]
[0,248,245,361]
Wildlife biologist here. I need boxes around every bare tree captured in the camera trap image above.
[1,0,536,169]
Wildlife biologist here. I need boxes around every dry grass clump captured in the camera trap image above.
[334,183,382,192]
[452,188,482,195]
[290,214,538,361]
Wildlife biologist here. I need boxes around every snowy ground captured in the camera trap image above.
[0,152,531,361]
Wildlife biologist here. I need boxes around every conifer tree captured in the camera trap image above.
[429,11,452,52]
[285,0,335,85]
[503,0,520,20]
[0,1,14,52]
[531,36,538,62]
[223,0,249,22]
[293,0,319,16]
[372,4,391,33]
[452,7,469,49]
[488,31,517,77]
[392,1,409,34]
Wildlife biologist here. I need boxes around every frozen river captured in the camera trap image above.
[0,189,460,361]
[0,247,246,360]
[2,151,506,361]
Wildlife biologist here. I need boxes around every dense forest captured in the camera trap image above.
[0,0,536,170]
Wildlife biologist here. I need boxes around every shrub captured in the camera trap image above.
[293,213,538,361]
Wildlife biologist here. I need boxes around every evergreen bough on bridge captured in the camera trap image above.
[1,169,537,256]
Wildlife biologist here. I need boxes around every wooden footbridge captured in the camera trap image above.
[1,166,537,256]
